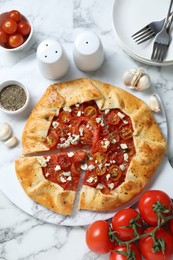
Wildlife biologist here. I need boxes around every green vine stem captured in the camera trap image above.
[109,201,173,258]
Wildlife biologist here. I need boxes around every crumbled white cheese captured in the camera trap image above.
[117,112,125,119]
[79,127,84,136]
[106,174,111,181]
[98,163,102,169]
[60,176,67,183]
[77,111,82,117]
[108,183,115,190]
[100,140,110,149]
[119,164,126,171]
[63,106,72,112]
[87,176,95,183]
[45,156,51,162]
[81,163,88,170]
[86,124,92,130]
[88,164,95,171]
[54,165,61,171]
[110,160,116,164]
[45,172,50,177]
[123,120,128,124]
[105,163,110,167]
[96,183,104,189]
[75,103,80,107]
[67,176,72,181]
[124,153,129,162]
[96,117,101,123]
[52,121,59,128]
[67,152,74,157]
[104,109,110,114]
[120,143,128,149]
[111,139,117,144]
[63,171,71,177]
[57,134,80,148]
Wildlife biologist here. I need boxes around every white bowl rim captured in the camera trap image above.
[0,80,30,114]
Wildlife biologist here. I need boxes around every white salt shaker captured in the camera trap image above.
[73,31,104,72]
[36,39,69,80]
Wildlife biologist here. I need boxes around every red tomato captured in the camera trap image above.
[8,33,24,48]
[2,18,17,34]
[58,111,71,124]
[169,218,173,235]
[86,220,114,254]
[110,243,142,260]
[80,125,93,145]
[73,150,86,163]
[107,110,121,125]
[138,190,173,226]
[9,10,21,22]
[57,155,71,170]
[120,127,133,140]
[56,123,69,137]
[0,29,8,44]
[112,208,143,241]
[107,165,122,181]
[139,227,173,260]
[46,130,58,148]
[17,21,31,36]
[84,106,97,118]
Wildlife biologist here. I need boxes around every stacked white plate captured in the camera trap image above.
[112,0,173,66]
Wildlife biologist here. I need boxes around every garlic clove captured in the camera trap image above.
[0,122,12,140]
[5,136,18,148]
[149,95,160,113]
[136,74,151,91]
[131,68,144,88]
[122,69,136,86]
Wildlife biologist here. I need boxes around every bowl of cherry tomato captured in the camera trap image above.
[0,10,33,51]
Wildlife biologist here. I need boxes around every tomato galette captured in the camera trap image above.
[15,78,166,215]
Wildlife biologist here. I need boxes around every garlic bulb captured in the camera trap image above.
[122,67,151,91]
[149,95,160,113]
[0,122,12,140]
[5,136,18,148]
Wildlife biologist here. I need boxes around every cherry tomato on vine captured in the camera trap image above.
[9,10,21,22]
[86,220,114,254]
[2,18,17,34]
[139,227,173,260]
[112,208,143,241]
[8,33,24,48]
[138,190,173,226]
[17,21,31,36]
[110,243,142,260]
[0,29,8,44]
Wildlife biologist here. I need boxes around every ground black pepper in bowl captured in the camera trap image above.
[0,84,27,111]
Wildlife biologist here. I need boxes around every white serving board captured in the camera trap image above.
[0,45,172,226]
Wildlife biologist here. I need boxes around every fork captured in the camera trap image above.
[151,0,173,62]
[131,13,173,44]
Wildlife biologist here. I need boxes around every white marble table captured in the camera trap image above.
[0,0,173,259]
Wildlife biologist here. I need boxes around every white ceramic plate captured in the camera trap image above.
[112,0,173,66]
[0,49,172,226]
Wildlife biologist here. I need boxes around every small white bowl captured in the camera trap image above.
[0,80,30,114]
[0,11,33,52]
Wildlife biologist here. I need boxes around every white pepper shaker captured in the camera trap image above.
[36,39,69,80]
[73,31,104,72]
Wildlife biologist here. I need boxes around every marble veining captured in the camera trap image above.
[0,0,173,259]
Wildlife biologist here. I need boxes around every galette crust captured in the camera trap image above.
[15,156,75,215]
[20,78,166,213]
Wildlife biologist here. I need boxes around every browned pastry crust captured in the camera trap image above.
[17,78,166,214]
[15,156,75,215]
